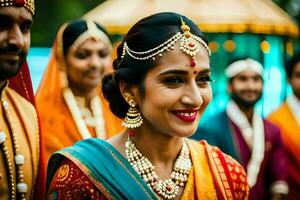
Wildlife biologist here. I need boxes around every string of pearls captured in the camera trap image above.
[63,88,106,139]
[125,138,192,199]
[0,97,27,200]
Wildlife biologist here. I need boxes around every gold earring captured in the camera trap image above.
[122,99,143,129]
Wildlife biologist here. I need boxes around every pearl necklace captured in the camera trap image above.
[125,138,192,199]
[63,87,106,139]
[0,98,27,200]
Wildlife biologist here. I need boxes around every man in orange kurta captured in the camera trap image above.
[268,52,300,199]
[0,1,45,199]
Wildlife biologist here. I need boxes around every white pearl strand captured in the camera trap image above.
[125,138,192,199]
[0,98,27,200]
[63,88,106,139]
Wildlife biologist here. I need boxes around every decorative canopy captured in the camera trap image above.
[83,0,298,37]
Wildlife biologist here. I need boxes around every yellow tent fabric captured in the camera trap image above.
[83,0,298,37]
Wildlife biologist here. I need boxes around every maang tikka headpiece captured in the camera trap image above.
[121,17,211,67]
[69,21,112,53]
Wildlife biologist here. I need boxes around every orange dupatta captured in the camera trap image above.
[35,24,123,164]
[181,140,249,200]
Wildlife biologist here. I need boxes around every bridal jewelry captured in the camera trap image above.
[0,98,28,200]
[125,138,192,199]
[121,19,211,67]
[63,88,106,139]
[122,99,143,129]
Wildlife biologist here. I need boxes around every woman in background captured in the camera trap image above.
[36,19,123,163]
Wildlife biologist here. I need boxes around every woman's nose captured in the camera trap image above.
[181,82,203,107]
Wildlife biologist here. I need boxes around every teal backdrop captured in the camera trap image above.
[201,33,294,121]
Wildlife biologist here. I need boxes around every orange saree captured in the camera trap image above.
[35,27,123,165]
[268,102,300,199]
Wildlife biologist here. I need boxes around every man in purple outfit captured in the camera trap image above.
[193,58,288,200]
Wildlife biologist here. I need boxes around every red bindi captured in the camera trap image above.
[190,58,196,67]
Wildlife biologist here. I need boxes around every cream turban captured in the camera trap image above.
[225,58,263,78]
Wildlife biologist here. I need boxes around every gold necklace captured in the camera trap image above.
[63,87,106,139]
[0,97,27,200]
[125,138,192,199]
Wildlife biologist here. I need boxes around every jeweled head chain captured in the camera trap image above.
[121,17,211,67]
[69,21,112,53]
[0,0,35,15]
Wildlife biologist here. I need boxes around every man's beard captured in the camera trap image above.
[0,45,26,80]
[231,92,262,109]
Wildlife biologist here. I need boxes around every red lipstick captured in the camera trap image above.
[172,109,198,122]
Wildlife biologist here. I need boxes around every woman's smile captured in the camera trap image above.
[171,109,199,122]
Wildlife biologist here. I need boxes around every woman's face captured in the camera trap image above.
[136,42,212,138]
[65,38,111,92]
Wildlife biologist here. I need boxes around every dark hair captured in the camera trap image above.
[286,51,300,78]
[102,12,209,118]
[62,19,110,55]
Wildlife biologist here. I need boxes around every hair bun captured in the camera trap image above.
[102,74,128,118]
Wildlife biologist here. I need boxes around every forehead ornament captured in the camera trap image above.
[69,21,112,52]
[180,18,204,67]
[121,18,211,67]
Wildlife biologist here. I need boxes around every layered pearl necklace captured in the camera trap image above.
[125,138,192,199]
[0,97,27,200]
[63,88,106,139]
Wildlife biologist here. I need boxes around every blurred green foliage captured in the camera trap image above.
[31,0,299,47]
[32,0,104,46]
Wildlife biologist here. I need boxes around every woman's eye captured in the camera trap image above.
[164,76,183,85]
[75,52,88,59]
[196,76,213,84]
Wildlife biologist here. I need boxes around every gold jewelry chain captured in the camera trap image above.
[125,138,192,199]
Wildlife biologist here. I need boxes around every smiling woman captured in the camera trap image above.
[46,13,249,200]
[35,19,123,164]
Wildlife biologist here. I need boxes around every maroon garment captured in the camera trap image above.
[230,119,288,200]
[47,158,108,200]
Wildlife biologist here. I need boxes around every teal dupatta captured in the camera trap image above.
[46,138,158,200]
